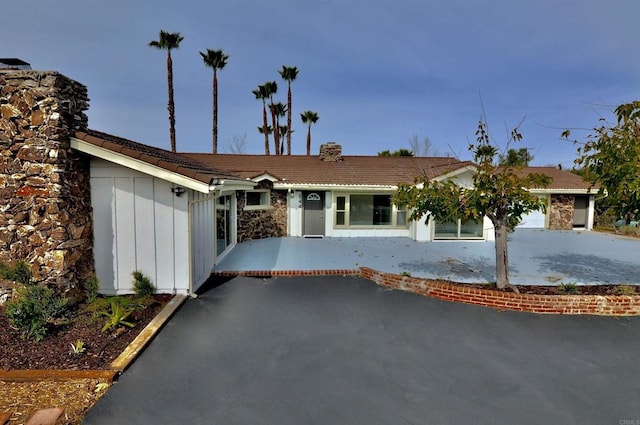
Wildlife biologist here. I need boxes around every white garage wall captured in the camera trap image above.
[90,159,190,295]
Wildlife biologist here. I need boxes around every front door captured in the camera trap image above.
[573,196,588,228]
[303,191,325,236]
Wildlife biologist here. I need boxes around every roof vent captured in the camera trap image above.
[319,142,342,162]
[0,58,31,70]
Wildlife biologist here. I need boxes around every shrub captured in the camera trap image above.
[101,301,135,332]
[0,260,33,285]
[613,285,638,295]
[556,282,580,295]
[6,284,67,342]
[84,275,100,304]
[132,270,155,296]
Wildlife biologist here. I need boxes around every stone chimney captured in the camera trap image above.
[319,142,342,162]
[0,70,94,298]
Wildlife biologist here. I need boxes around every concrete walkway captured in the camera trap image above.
[214,229,640,285]
[84,276,640,425]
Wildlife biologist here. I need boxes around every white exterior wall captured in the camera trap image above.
[288,191,303,237]
[190,192,215,293]
[90,159,190,295]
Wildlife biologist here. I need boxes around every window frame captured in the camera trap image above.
[433,218,484,240]
[333,193,409,228]
[244,189,272,210]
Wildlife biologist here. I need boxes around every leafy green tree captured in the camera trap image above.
[394,119,551,288]
[149,30,184,152]
[378,149,414,157]
[278,66,299,155]
[252,84,271,155]
[200,49,229,153]
[300,110,319,155]
[498,148,533,166]
[568,100,640,222]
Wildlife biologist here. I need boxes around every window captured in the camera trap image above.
[216,195,232,253]
[434,219,483,239]
[334,194,407,228]
[244,190,271,210]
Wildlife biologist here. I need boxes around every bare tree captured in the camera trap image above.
[225,133,247,154]
[408,134,440,157]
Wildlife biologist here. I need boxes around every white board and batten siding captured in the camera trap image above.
[90,159,190,295]
[190,192,216,292]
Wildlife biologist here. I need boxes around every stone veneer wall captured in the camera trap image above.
[548,194,574,230]
[0,70,93,297]
[237,180,287,242]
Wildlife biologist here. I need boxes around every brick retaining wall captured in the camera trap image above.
[360,267,640,316]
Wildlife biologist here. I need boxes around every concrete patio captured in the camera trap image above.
[214,229,640,285]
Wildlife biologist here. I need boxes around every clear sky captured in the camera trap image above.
[2,0,638,166]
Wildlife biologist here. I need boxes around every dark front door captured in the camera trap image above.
[573,196,588,228]
[303,191,325,236]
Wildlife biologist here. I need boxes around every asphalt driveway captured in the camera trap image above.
[85,275,640,425]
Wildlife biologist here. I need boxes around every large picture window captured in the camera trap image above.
[434,219,483,239]
[334,194,407,228]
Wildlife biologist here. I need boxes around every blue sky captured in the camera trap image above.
[3,0,638,166]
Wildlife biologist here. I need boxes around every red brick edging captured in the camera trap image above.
[360,267,640,316]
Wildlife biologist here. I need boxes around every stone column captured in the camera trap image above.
[548,194,575,230]
[0,70,94,297]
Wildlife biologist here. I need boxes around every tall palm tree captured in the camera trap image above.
[301,110,319,156]
[272,103,287,155]
[278,66,299,155]
[200,49,229,154]
[149,30,184,152]
[263,81,279,155]
[252,84,270,155]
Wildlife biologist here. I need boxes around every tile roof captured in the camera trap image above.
[73,130,594,192]
[181,153,475,186]
[518,167,596,191]
[73,130,242,185]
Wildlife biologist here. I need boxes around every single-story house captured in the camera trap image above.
[72,131,596,295]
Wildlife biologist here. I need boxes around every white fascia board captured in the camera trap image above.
[432,165,477,182]
[274,183,397,192]
[528,188,594,194]
[72,138,212,193]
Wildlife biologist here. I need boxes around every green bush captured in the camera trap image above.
[556,282,580,295]
[132,270,155,296]
[0,260,33,285]
[84,275,100,304]
[6,284,67,342]
[101,301,135,332]
[613,285,638,295]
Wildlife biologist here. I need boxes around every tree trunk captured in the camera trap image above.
[212,70,218,153]
[262,101,270,155]
[306,126,311,156]
[167,51,177,152]
[287,85,292,155]
[270,100,280,155]
[494,223,510,289]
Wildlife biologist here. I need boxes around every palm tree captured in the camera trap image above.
[273,102,287,154]
[200,49,229,154]
[149,30,184,152]
[300,110,319,155]
[252,84,270,155]
[278,66,299,155]
[263,81,279,154]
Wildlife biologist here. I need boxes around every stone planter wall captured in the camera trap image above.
[237,180,287,242]
[549,194,575,230]
[0,70,93,297]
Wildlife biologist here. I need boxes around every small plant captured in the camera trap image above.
[84,275,100,304]
[132,270,156,297]
[69,339,86,355]
[101,301,135,332]
[0,260,33,285]
[6,284,67,342]
[556,282,580,295]
[95,382,110,393]
[400,271,412,277]
[613,284,637,295]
